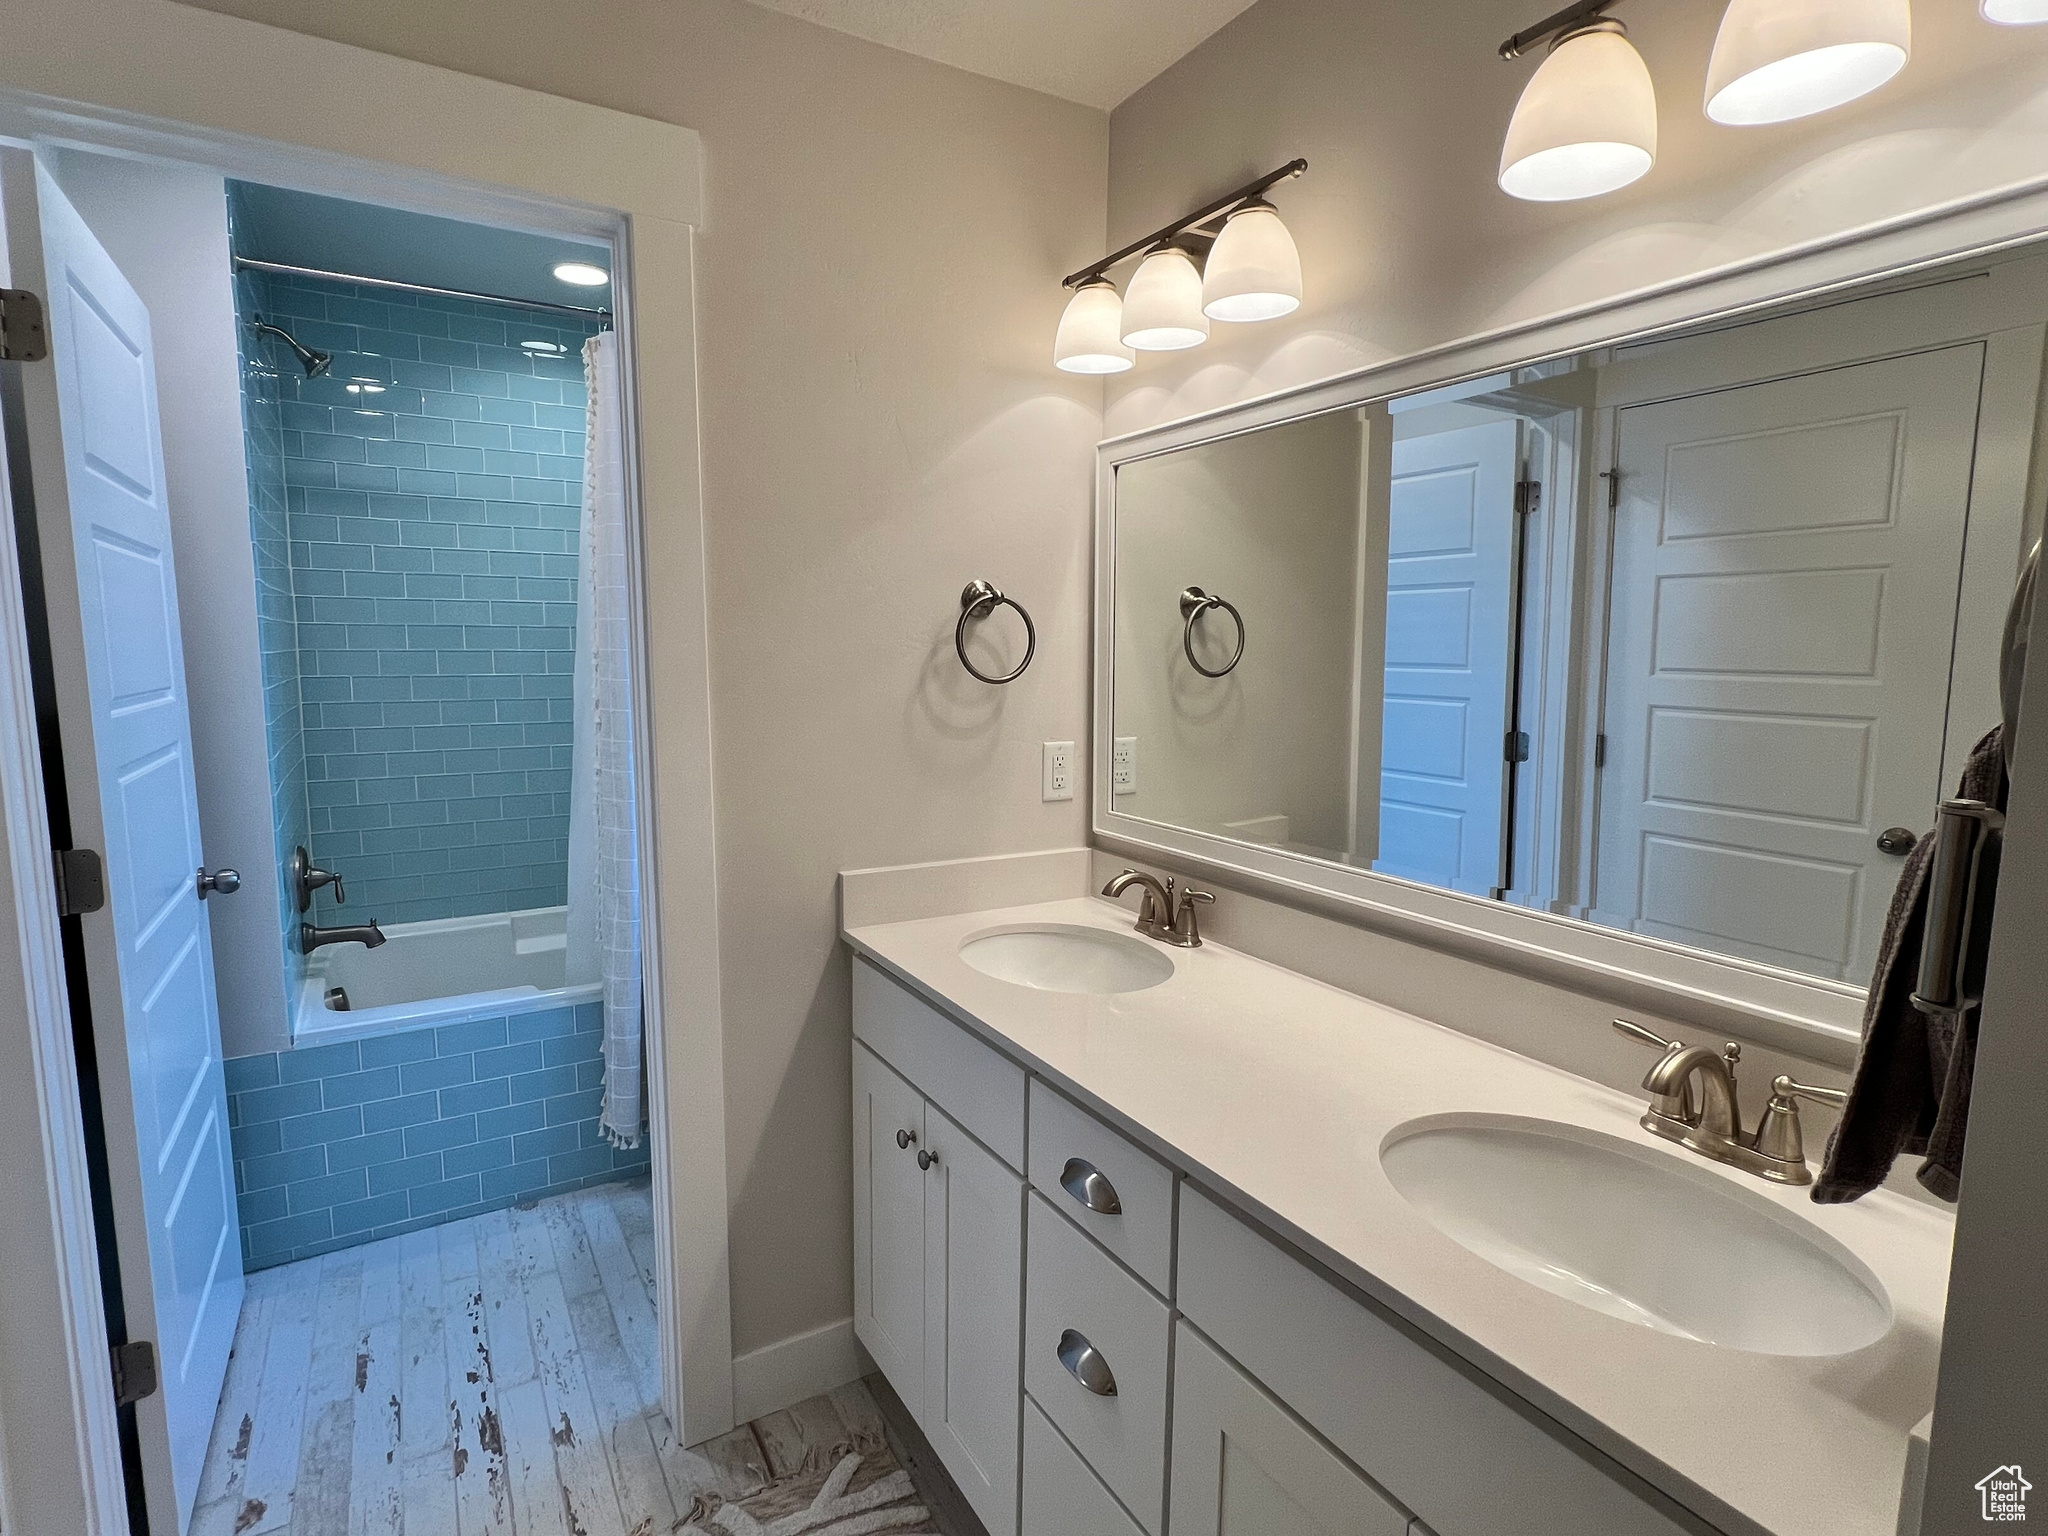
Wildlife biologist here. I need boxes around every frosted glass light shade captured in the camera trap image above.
[1984,0,2048,22]
[1202,203,1302,322]
[1054,280,1136,373]
[1499,22,1657,202]
[1121,248,1209,351]
[1705,0,1910,125]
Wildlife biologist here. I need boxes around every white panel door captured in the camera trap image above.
[1594,345,1984,983]
[1168,1323,1410,1536]
[0,150,241,1534]
[921,1103,1024,1536]
[1378,421,1521,896]
[851,1043,927,1416]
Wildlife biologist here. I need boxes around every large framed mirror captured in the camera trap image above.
[1094,243,2047,1040]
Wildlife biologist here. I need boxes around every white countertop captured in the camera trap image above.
[843,895,1954,1536]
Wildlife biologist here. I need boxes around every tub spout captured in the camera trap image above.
[301,919,386,954]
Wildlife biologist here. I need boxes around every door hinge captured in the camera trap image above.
[1505,730,1531,764]
[1595,733,1608,769]
[1599,469,1620,510]
[1515,478,1541,516]
[54,848,105,917]
[0,289,49,362]
[111,1339,158,1407]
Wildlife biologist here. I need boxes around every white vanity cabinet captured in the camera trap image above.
[851,963,1027,1536]
[1169,1322,1409,1536]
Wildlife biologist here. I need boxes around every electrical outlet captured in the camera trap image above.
[1042,741,1075,802]
[1112,736,1138,795]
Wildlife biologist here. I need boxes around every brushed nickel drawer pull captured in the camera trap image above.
[1056,1328,1118,1397]
[1059,1157,1123,1216]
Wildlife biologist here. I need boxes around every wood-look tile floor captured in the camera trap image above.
[193,1179,881,1536]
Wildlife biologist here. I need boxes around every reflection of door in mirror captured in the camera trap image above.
[1378,420,1521,897]
[1591,343,1989,986]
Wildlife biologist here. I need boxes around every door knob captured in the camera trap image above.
[196,867,241,899]
[1876,827,1918,855]
[917,1149,938,1171]
[895,1129,916,1150]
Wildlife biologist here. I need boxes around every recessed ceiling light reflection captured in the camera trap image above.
[552,261,610,287]
[520,339,570,355]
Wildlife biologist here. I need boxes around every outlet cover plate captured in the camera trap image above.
[1043,740,1075,802]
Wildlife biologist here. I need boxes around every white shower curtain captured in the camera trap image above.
[565,331,644,1149]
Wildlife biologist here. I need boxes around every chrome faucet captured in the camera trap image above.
[1614,1018,1847,1185]
[301,918,386,954]
[1102,869,1215,948]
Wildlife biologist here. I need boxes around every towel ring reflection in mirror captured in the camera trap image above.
[957,579,1036,685]
[1180,586,1246,678]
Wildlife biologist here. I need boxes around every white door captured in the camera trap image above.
[1593,345,1984,984]
[851,1044,927,1415]
[1378,420,1521,896]
[1168,1323,1409,1536]
[0,151,242,1536]
[921,1103,1023,1536]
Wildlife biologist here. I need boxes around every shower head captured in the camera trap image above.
[250,317,332,377]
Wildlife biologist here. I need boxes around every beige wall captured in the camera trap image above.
[1112,411,1360,855]
[181,0,1106,1358]
[1105,0,2048,435]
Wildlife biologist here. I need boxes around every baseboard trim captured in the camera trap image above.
[731,1316,864,1422]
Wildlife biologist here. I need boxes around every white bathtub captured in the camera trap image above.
[294,905,602,1043]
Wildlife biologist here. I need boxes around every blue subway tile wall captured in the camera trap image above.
[237,257,604,929]
[225,1001,647,1268]
[232,262,313,1007]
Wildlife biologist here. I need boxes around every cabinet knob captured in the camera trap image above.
[1059,1157,1123,1216]
[917,1149,938,1171]
[1056,1329,1117,1396]
[895,1129,915,1150]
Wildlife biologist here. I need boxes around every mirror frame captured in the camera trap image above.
[1092,184,2048,1058]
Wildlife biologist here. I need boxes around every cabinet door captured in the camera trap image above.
[1023,1399,1146,1536]
[853,1043,928,1415]
[1171,1323,1410,1536]
[922,1102,1025,1536]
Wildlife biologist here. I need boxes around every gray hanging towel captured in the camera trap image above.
[1813,725,2006,1204]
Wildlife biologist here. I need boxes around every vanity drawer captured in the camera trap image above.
[1022,1398,1146,1536]
[1177,1186,1699,1536]
[1025,1194,1171,1534]
[1028,1080,1177,1295]
[853,956,1025,1170]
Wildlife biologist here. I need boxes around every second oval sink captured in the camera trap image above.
[1381,1114,1892,1356]
[959,924,1174,995]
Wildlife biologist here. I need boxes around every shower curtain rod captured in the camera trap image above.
[232,256,612,322]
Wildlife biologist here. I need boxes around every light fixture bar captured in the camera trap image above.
[1062,159,1307,290]
[1498,0,1621,59]
[231,257,613,321]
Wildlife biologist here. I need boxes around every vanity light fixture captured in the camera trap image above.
[1982,0,2048,22]
[1704,0,1911,125]
[551,260,610,287]
[1056,158,1307,369]
[1202,200,1303,321]
[1498,16,1657,201]
[1054,278,1136,373]
[1122,246,1210,351]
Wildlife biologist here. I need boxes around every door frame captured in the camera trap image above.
[0,10,734,1532]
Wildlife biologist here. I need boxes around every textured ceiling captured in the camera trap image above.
[740,0,1262,109]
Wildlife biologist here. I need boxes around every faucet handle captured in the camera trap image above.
[1752,1075,1851,1177]
[1612,1017,1680,1052]
[1612,1019,1697,1125]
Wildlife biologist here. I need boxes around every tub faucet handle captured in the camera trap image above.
[292,845,345,911]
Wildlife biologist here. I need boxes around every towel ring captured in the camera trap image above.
[957,580,1036,685]
[1180,586,1245,678]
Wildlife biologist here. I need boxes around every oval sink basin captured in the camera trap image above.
[1380,1115,1892,1356]
[958,925,1174,995]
